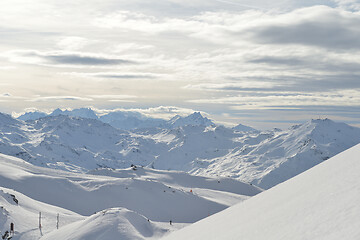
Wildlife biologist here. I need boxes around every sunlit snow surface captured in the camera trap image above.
[0,153,260,240]
[163,144,360,240]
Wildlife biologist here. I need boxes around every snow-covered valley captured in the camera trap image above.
[0,153,260,240]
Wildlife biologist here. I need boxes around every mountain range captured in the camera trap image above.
[2,109,360,189]
[17,108,216,130]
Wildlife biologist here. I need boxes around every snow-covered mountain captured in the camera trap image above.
[191,118,360,189]
[232,123,258,132]
[165,112,214,129]
[50,108,98,119]
[17,108,214,130]
[17,111,47,121]
[163,143,360,240]
[0,153,260,240]
[99,111,166,130]
[4,111,360,189]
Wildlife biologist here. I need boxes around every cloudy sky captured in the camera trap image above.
[0,0,360,129]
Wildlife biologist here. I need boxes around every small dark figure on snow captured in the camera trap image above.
[10,223,14,235]
[131,164,137,170]
[2,231,9,239]
[169,220,172,225]
[10,195,18,205]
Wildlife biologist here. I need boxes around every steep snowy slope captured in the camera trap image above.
[0,187,82,240]
[0,113,32,159]
[133,125,242,171]
[191,118,360,189]
[163,143,360,240]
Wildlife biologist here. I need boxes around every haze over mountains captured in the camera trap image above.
[2,108,360,189]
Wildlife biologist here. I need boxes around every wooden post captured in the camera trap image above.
[39,212,42,229]
[56,213,59,229]
[10,222,14,234]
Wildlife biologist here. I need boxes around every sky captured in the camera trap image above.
[0,0,360,129]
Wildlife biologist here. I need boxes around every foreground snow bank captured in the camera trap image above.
[163,144,360,240]
[40,208,171,240]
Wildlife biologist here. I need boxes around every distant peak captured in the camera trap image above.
[51,108,64,115]
[308,118,337,126]
[310,118,332,123]
[190,112,202,117]
[167,112,214,128]
[233,123,258,132]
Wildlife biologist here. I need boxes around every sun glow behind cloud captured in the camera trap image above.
[0,0,359,128]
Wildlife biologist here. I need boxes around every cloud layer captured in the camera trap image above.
[0,1,359,128]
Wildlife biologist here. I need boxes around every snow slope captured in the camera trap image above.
[0,153,260,239]
[0,187,82,240]
[163,143,360,240]
[40,208,173,240]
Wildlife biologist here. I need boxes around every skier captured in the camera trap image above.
[169,220,172,225]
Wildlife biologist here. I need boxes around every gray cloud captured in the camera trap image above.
[186,73,360,93]
[248,56,306,66]
[27,52,135,65]
[249,56,360,73]
[27,96,93,102]
[7,50,137,66]
[249,7,360,49]
[96,73,155,79]
[61,72,158,80]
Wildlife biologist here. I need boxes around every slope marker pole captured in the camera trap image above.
[39,212,42,229]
